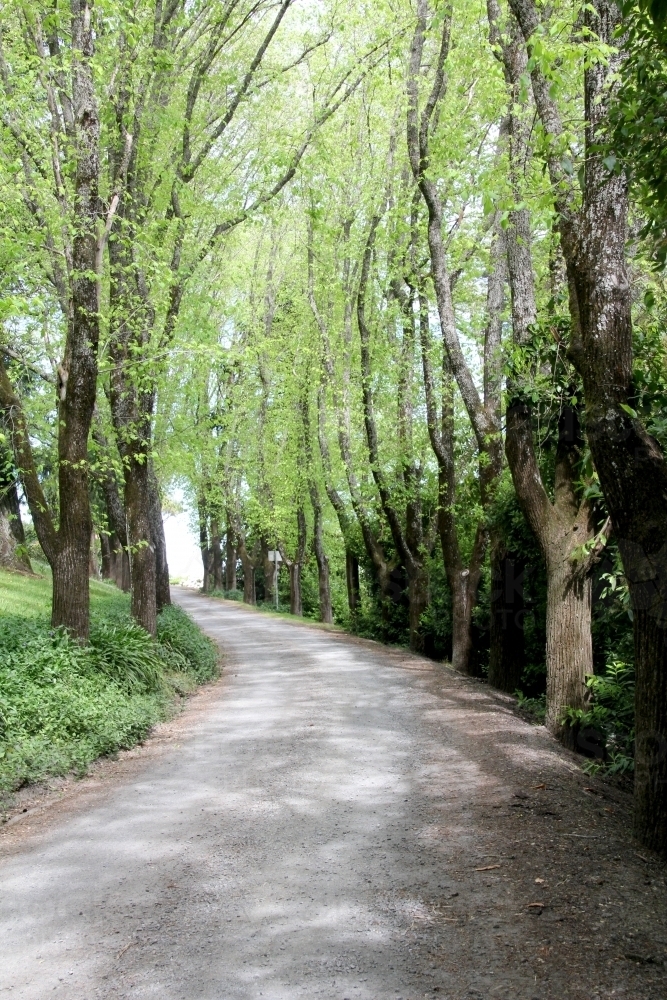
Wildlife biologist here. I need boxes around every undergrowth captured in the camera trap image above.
[0,572,218,796]
[563,660,635,778]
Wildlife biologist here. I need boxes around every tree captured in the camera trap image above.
[0,1,106,638]
[509,0,667,849]
[406,1,508,672]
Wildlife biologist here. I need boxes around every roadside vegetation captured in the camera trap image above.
[0,568,218,800]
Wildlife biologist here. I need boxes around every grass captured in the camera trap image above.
[0,566,219,802]
[0,562,129,618]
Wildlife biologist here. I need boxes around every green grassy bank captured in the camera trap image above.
[0,568,219,801]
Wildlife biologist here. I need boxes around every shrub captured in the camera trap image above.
[89,619,164,694]
[562,659,635,776]
[0,600,219,796]
[0,626,162,792]
[157,604,219,681]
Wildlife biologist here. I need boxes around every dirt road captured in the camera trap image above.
[1,590,665,999]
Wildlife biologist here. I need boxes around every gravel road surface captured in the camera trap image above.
[1,589,665,1000]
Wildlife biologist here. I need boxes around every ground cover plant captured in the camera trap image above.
[0,569,218,797]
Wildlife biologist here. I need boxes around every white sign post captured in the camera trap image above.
[267,550,282,610]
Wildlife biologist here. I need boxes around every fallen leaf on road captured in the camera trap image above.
[534,878,545,884]
[527,902,545,908]
[532,783,546,789]
[475,865,501,871]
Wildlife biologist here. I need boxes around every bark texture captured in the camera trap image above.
[225,528,237,591]
[149,465,170,610]
[0,7,101,637]
[508,0,667,850]
[0,445,31,572]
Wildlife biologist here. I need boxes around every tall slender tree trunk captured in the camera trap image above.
[346,551,360,614]
[225,529,237,590]
[149,465,170,610]
[199,499,211,591]
[488,538,525,692]
[357,217,429,651]
[124,457,157,636]
[289,563,302,617]
[100,531,112,581]
[95,430,130,592]
[288,508,307,617]
[105,533,130,590]
[242,561,256,605]
[89,531,100,578]
[312,500,333,623]
[210,520,223,591]
[301,390,333,624]
[236,534,256,605]
[450,574,476,673]
[261,539,275,605]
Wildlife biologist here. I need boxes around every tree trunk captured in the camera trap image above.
[199,501,211,591]
[52,457,94,637]
[289,562,302,616]
[261,539,275,605]
[149,466,170,610]
[488,538,525,693]
[0,508,27,572]
[113,537,131,592]
[94,431,130,591]
[100,531,112,581]
[0,460,31,572]
[236,535,256,605]
[634,611,667,852]
[506,400,595,738]
[125,458,157,636]
[225,531,237,590]
[107,533,129,590]
[544,548,592,741]
[242,560,255,604]
[357,219,429,652]
[0,6,101,639]
[312,503,333,624]
[450,573,476,674]
[506,0,667,852]
[89,531,100,578]
[346,550,360,614]
[211,519,223,591]
[408,565,429,652]
[50,538,92,638]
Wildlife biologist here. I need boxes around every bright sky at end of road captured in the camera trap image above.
[164,505,202,586]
